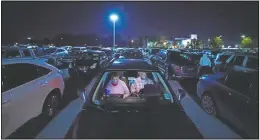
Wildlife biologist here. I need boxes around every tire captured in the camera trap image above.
[42,93,61,118]
[201,93,219,117]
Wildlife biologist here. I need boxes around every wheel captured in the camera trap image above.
[43,93,61,118]
[201,93,219,117]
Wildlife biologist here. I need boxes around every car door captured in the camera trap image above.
[6,63,50,134]
[244,57,258,72]
[244,75,258,138]
[229,55,246,72]
[222,73,251,131]
[1,65,16,138]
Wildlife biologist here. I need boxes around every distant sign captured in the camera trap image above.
[190,34,198,40]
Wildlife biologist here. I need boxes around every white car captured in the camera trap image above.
[2,58,65,138]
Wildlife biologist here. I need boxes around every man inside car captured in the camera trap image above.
[130,72,154,94]
[105,72,130,98]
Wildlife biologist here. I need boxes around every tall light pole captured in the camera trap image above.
[110,14,118,50]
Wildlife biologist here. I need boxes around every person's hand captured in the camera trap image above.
[123,93,130,99]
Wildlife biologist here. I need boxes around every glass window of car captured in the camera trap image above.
[246,57,258,69]
[23,50,31,57]
[233,56,245,66]
[92,71,174,105]
[217,55,231,63]
[5,50,21,58]
[2,63,39,91]
[225,73,251,95]
[57,49,65,52]
[36,65,51,77]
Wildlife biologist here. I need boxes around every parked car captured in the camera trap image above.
[120,49,143,59]
[197,70,258,138]
[2,58,65,138]
[224,53,258,72]
[100,48,113,61]
[148,48,161,60]
[2,47,37,59]
[73,50,109,76]
[70,47,87,56]
[153,50,198,80]
[36,59,203,139]
[213,52,233,72]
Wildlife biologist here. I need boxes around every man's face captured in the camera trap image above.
[111,76,119,84]
[139,72,147,79]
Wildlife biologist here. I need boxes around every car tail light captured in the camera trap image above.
[175,66,181,72]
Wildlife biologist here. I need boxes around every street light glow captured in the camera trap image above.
[131,40,134,43]
[110,14,118,22]
[241,35,245,38]
[27,37,31,40]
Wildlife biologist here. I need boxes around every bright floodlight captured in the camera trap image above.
[110,14,118,22]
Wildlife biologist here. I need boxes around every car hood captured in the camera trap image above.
[72,106,203,139]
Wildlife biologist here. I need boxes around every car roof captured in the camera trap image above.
[3,47,31,51]
[233,52,258,58]
[106,59,158,71]
[2,57,47,65]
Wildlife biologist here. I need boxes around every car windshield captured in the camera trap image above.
[91,71,174,106]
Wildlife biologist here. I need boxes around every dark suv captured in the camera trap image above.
[197,70,258,138]
[152,50,198,80]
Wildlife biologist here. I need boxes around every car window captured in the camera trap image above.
[217,55,230,63]
[225,74,251,95]
[2,63,39,91]
[57,49,64,52]
[92,71,174,106]
[233,56,245,66]
[246,57,258,69]
[5,50,21,58]
[37,65,51,77]
[23,50,31,57]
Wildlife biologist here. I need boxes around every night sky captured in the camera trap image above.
[2,2,258,44]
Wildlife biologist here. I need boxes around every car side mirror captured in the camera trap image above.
[177,89,186,101]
